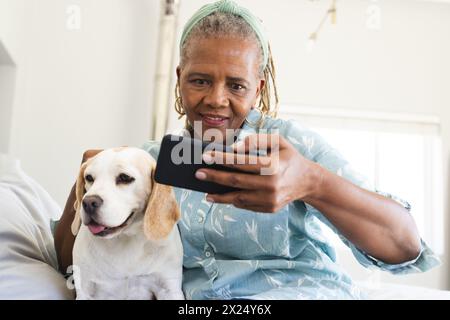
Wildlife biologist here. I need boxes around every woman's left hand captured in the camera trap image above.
[195,134,322,213]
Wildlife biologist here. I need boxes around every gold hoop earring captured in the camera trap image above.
[174,83,185,119]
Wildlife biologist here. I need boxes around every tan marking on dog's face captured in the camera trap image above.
[79,148,155,237]
[76,146,179,240]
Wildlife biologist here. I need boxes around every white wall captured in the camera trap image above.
[0,0,160,207]
[0,41,16,153]
[167,0,450,290]
[0,65,15,153]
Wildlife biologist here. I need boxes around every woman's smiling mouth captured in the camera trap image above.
[200,113,229,127]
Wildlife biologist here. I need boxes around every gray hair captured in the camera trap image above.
[179,11,264,75]
[177,11,279,121]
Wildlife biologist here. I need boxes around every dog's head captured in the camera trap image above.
[71,147,180,240]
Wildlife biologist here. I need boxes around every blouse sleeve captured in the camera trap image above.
[141,140,161,159]
[282,119,441,274]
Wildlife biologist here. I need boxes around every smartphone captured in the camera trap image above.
[154,134,242,194]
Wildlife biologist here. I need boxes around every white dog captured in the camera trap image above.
[70,147,184,300]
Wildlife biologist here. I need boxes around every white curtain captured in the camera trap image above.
[151,0,180,140]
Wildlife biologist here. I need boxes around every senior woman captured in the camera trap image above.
[55,0,439,299]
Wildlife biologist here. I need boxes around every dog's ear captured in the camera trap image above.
[71,162,88,236]
[143,166,180,240]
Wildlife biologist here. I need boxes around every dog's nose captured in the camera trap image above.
[82,195,103,216]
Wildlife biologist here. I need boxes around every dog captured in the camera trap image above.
[70,147,184,300]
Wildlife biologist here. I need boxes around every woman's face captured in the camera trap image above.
[177,37,264,144]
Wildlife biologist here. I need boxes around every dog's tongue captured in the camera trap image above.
[88,222,106,235]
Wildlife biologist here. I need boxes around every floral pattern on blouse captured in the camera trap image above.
[141,109,440,300]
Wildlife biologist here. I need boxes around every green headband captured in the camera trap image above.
[179,0,269,69]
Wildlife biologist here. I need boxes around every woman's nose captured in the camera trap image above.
[203,84,229,108]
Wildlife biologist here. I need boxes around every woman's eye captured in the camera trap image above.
[230,83,245,91]
[192,79,209,87]
[191,79,209,86]
[117,173,135,185]
[85,174,94,183]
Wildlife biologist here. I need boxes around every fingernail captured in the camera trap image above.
[195,170,207,180]
[206,195,214,202]
[203,153,214,164]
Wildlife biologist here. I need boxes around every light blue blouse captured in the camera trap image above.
[142,109,440,300]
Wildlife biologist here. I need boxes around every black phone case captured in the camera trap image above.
[154,134,241,194]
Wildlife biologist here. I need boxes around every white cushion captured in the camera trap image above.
[0,154,74,299]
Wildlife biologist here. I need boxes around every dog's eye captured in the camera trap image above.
[85,174,94,183]
[117,173,135,184]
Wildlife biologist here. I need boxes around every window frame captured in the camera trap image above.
[279,104,444,254]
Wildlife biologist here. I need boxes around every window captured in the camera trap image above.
[280,105,444,254]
